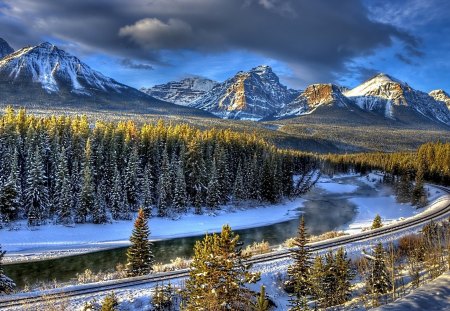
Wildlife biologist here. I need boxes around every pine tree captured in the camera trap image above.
[101,292,119,311]
[123,147,139,211]
[412,158,427,207]
[253,285,270,311]
[157,147,171,217]
[92,188,108,224]
[310,254,325,307]
[0,175,19,223]
[322,251,338,308]
[367,243,391,304]
[25,146,48,226]
[206,159,221,209]
[287,216,312,307]
[0,245,15,294]
[371,214,383,230]
[55,148,72,224]
[232,162,246,204]
[183,225,260,310]
[141,164,155,216]
[76,140,95,223]
[261,157,276,203]
[126,208,154,276]
[334,247,353,305]
[173,159,187,213]
[110,165,123,220]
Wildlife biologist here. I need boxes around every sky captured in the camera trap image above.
[0,0,449,92]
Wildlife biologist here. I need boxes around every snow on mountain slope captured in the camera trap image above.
[0,38,14,59]
[191,65,299,120]
[0,42,127,95]
[429,89,450,110]
[141,77,218,106]
[344,73,450,124]
[276,83,352,118]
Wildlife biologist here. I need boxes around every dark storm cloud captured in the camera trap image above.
[0,0,420,82]
[395,53,415,65]
[120,58,154,70]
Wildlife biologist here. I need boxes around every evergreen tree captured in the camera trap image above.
[232,162,246,203]
[0,176,19,223]
[0,245,15,294]
[206,159,221,209]
[310,255,325,307]
[287,217,312,306]
[25,146,48,226]
[141,164,155,216]
[371,214,383,230]
[412,157,427,207]
[334,247,353,305]
[101,292,119,311]
[55,148,72,224]
[110,165,123,220]
[157,148,171,217]
[126,208,154,276]
[261,157,276,203]
[76,140,95,223]
[173,159,187,213]
[92,188,108,224]
[367,243,391,304]
[183,225,260,310]
[253,285,270,311]
[322,251,338,308]
[123,147,139,211]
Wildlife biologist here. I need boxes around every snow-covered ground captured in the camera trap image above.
[374,272,450,311]
[1,173,444,263]
[1,198,305,262]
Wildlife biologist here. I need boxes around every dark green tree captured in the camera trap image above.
[126,208,154,276]
[371,214,383,230]
[367,243,391,304]
[183,225,260,310]
[25,146,48,226]
[287,216,312,307]
[206,159,221,209]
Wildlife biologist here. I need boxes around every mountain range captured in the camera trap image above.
[142,67,450,126]
[0,39,211,117]
[0,37,449,127]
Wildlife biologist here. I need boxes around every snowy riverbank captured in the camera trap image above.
[1,173,443,263]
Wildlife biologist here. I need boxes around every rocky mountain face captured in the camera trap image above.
[141,77,218,106]
[429,89,450,110]
[0,41,212,117]
[276,84,352,118]
[343,74,450,124]
[150,66,449,126]
[190,65,299,120]
[0,38,14,59]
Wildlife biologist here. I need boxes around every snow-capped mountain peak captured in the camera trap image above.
[141,77,218,106]
[429,89,450,110]
[276,83,351,118]
[190,65,299,120]
[343,73,450,124]
[0,38,14,59]
[0,41,126,95]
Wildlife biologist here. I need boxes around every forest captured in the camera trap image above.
[0,108,318,227]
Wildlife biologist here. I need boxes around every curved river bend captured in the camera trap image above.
[5,175,390,289]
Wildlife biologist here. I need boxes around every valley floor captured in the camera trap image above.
[0,173,443,263]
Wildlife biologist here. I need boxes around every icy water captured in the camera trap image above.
[5,176,381,289]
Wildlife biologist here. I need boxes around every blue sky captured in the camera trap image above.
[0,0,449,92]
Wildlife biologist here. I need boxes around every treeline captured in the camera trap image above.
[0,108,317,226]
[322,142,450,185]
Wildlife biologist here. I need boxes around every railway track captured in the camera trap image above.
[1,185,449,309]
